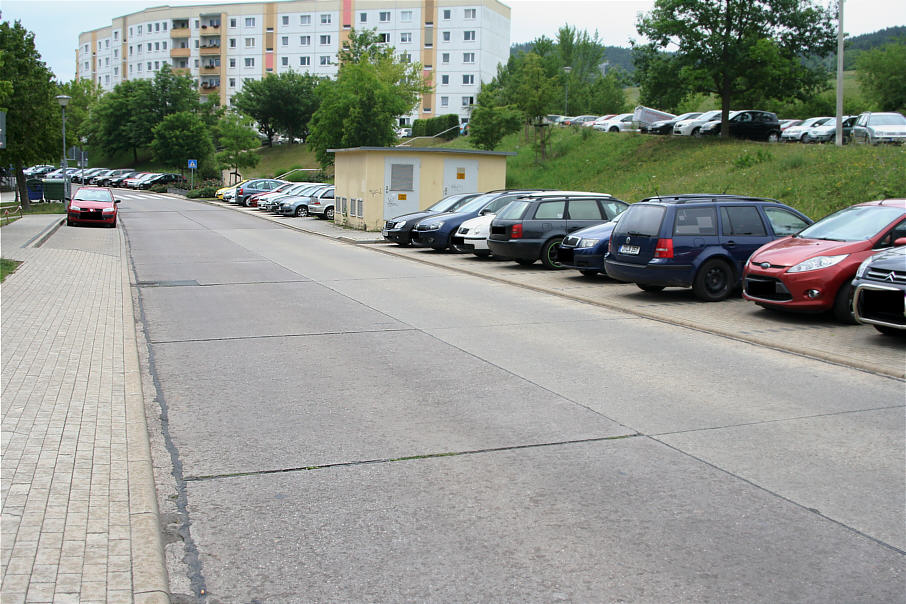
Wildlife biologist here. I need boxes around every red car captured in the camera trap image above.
[248,183,294,208]
[743,199,906,322]
[67,186,120,227]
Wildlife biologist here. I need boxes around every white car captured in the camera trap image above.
[780,116,832,142]
[593,113,636,133]
[672,110,721,136]
[452,213,496,256]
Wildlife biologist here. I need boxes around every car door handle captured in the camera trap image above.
[726,241,736,247]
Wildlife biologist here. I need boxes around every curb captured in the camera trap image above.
[120,229,171,602]
[25,216,66,248]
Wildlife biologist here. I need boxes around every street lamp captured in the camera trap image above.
[56,95,71,201]
[563,66,572,115]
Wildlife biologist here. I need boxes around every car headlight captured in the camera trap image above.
[395,220,407,228]
[855,255,874,279]
[102,207,115,213]
[423,221,443,230]
[458,226,469,234]
[577,238,600,248]
[787,254,848,273]
[69,205,82,212]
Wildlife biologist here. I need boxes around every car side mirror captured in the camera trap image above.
[894,237,906,247]
[114,199,121,204]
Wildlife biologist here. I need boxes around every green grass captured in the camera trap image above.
[0,201,66,227]
[1,258,22,282]
[246,143,322,179]
[445,127,906,220]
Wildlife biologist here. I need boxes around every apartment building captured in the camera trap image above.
[76,0,511,126]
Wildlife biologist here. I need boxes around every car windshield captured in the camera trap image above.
[73,189,113,202]
[613,204,666,237]
[455,192,503,214]
[796,206,904,241]
[428,193,474,212]
[869,114,906,126]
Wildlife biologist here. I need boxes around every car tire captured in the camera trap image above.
[396,238,411,248]
[637,284,665,293]
[473,250,491,258]
[691,127,701,137]
[832,281,857,324]
[767,132,779,143]
[692,258,733,301]
[580,270,599,278]
[540,238,565,269]
[324,207,334,220]
[294,206,308,217]
[66,219,73,226]
[515,258,536,266]
[609,127,620,133]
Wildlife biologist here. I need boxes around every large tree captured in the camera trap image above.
[214,112,260,181]
[636,0,837,137]
[856,40,906,113]
[230,71,322,146]
[150,111,215,175]
[0,21,60,208]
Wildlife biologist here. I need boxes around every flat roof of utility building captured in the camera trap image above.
[328,147,517,156]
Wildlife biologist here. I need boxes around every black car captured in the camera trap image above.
[487,191,629,269]
[852,245,906,335]
[383,192,480,246]
[641,112,703,135]
[699,110,782,142]
[107,171,139,187]
[139,173,186,189]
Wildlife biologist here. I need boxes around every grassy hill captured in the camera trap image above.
[444,127,906,220]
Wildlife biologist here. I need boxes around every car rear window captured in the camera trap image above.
[614,204,666,237]
[534,201,565,219]
[673,207,717,236]
[496,200,530,220]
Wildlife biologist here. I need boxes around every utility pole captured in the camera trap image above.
[835,0,845,146]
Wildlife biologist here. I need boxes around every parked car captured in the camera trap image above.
[593,113,636,133]
[125,172,159,189]
[278,184,331,217]
[411,190,540,251]
[804,116,857,144]
[780,116,832,142]
[743,199,906,322]
[100,169,136,187]
[852,245,906,335]
[604,194,812,301]
[236,178,286,206]
[258,182,320,212]
[66,186,120,228]
[487,191,629,269]
[216,179,248,200]
[72,168,106,184]
[851,112,906,145]
[24,165,56,177]
[139,173,185,189]
[247,182,295,207]
[452,212,498,256]
[120,172,151,188]
[779,119,802,131]
[673,110,721,136]
[642,112,702,135]
[557,216,629,277]
[698,110,782,142]
[384,192,480,247]
[564,115,598,127]
[89,169,116,185]
[306,186,337,219]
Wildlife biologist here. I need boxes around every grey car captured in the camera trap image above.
[279,184,331,217]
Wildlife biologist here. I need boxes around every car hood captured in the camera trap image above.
[459,214,495,229]
[869,124,906,134]
[862,245,906,270]
[71,200,114,210]
[389,210,436,223]
[750,236,869,266]
[569,221,616,239]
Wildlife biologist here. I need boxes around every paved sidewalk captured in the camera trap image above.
[1,218,168,602]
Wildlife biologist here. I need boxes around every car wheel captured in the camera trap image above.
[540,238,565,269]
[637,284,665,293]
[580,270,599,278]
[874,325,903,336]
[691,127,701,137]
[515,258,536,266]
[767,131,779,143]
[396,238,411,248]
[66,219,73,226]
[692,258,733,301]
[832,282,857,324]
[294,205,308,217]
[324,207,334,220]
[609,127,620,133]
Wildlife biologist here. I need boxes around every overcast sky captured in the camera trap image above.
[3,0,905,82]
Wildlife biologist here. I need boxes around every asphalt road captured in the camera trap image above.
[117,192,905,603]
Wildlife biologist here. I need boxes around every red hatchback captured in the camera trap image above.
[743,199,906,322]
[67,186,120,228]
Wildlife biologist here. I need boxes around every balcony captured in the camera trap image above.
[200,25,221,35]
[199,45,222,56]
[170,27,190,38]
[200,84,220,95]
[201,64,221,75]
[170,47,191,58]
[172,67,190,76]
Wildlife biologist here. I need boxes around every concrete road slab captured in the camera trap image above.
[185,437,906,603]
[657,406,906,551]
[124,228,261,263]
[425,318,905,434]
[118,209,209,231]
[131,258,306,286]
[151,330,631,478]
[44,222,121,256]
[138,280,406,342]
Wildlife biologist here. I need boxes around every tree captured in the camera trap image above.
[307,28,428,167]
[151,111,214,174]
[57,78,102,153]
[0,21,60,208]
[87,79,155,162]
[150,64,199,124]
[230,77,281,145]
[636,0,836,137]
[468,103,522,151]
[215,112,260,181]
[857,40,906,112]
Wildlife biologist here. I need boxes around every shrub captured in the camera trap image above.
[185,186,218,199]
[150,184,170,193]
[411,114,461,139]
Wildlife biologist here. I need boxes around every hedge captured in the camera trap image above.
[411,114,461,139]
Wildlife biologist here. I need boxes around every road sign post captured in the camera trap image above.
[188,159,197,190]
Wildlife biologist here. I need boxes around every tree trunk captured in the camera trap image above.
[720,74,732,139]
[16,163,31,211]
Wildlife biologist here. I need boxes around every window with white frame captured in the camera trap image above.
[401,10,413,22]
[129,46,133,56]
[320,34,331,45]
[440,74,449,84]
[320,14,331,24]
[105,57,109,66]
[162,42,167,50]
[147,62,152,70]
[245,17,255,27]
[147,43,152,51]
[301,14,311,25]
[155,22,160,32]
[379,11,391,22]
[154,42,159,50]
[465,8,476,19]
[442,31,450,42]
[282,15,289,25]
[462,96,473,106]
[230,38,237,47]
[282,36,288,46]
[281,56,288,66]
[378,33,389,43]
[245,57,255,67]
[137,25,142,34]
[400,32,412,43]
[440,96,448,107]
[442,9,451,19]
[162,23,167,31]
[441,52,450,63]
[319,55,331,65]
[105,39,110,48]
[245,38,255,48]
[230,58,236,67]
[360,12,367,23]
[154,61,159,69]
[300,56,311,66]
[114,31,118,40]
[230,18,237,27]
[300,35,311,45]
[464,30,476,41]
[229,77,236,87]
[401,52,410,62]
[463,52,475,63]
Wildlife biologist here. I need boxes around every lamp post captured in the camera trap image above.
[563,66,572,115]
[56,95,71,201]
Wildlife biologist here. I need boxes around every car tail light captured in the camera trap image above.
[654,238,674,258]
[511,224,523,239]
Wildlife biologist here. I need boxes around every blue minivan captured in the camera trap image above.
[603,195,812,301]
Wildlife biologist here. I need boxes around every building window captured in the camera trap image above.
[147,62,152,70]
[441,96,448,107]
[440,74,449,85]
[378,33,389,43]
[245,57,255,67]
[400,32,412,43]
[360,12,367,23]
[230,18,237,27]
[300,56,311,66]
[462,74,474,85]
[137,25,142,34]
[194,40,199,48]
[319,55,331,65]
[230,38,237,48]
[245,17,255,27]
[246,38,255,48]
[281,56,288,66]
[155,22,160,32]
[282,36,288,46]
[442,31,450,42]
[114,67,118,75]
[114,49,119,58]
[379,11,391,22]
[282,15,289,25]
[464,30,476,41]
[463,52,475,63]
[154,61,159,69]
[442,9,451,20]
[114,31,118,40]
[105,57,109,66]
[300,35,311,45]
[301,14,311,25]
[401,52,410,63]
[401,10,413,22]
[105,39,110,48]
[148,43,153,51]
[229,78,236,87]
[129,46,133,56]
[155,42,160,50]
[320,34,331,45]
[462,96,473,106]
[162,42,167,50]
[195,20,200,29]
[230,58,236,67]
[162,23,167,31]
[320,14,331,24]
[441,53,449,63]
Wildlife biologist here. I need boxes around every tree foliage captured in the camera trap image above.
[0,20,60,208]
[856,40,906,112]
[215,111,261,178]
[150,111,215,175]
[635,0,837,136]
[230,70,322,145]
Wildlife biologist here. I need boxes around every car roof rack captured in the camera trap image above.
[642,194,780,205]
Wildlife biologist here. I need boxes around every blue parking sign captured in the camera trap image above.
[188,159,198,169]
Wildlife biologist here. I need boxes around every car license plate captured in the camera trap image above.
[619,244,640,255]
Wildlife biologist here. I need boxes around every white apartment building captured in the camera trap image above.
[77,0,511,125]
